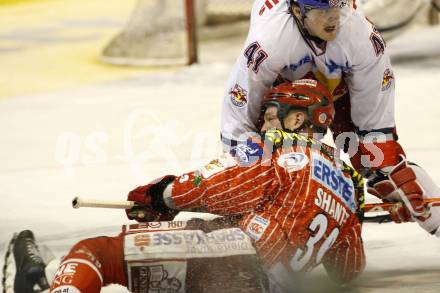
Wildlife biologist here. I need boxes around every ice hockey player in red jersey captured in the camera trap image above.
[126,79,367,291]
[7,79,365,293]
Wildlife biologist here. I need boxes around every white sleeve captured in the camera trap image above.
[345,17,396,133]
[220,51,280,140]
[410,164,440,236]
[220,2,286,141]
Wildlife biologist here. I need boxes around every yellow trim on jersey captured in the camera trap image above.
[314,71,346,101]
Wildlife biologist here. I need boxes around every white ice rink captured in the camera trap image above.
[1,20,440,292]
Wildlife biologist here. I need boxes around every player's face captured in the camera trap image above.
[261,106,282,132]
[283,110,307,131]
[261,107,306,132]
[303,7,341,41]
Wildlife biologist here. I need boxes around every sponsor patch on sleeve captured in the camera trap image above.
[199,153,238,179]
[229,84,248,108]
[245,215,270,241]
[231,140,263,166]
[381,68,394,91]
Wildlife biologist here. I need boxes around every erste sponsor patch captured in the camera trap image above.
[311,153,356,212]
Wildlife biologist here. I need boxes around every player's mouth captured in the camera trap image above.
[324,25,337,33]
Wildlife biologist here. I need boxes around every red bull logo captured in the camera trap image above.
[382,69,394,91]
[230,84,248,108]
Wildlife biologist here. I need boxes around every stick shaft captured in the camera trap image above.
[364,197,440,213]
[72,197,135,209]
[363,214,393,223]
[71,197,440,224]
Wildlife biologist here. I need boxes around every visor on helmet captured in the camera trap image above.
[297,0,353,27]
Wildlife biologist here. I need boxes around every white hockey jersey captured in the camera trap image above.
[221,0,396,141]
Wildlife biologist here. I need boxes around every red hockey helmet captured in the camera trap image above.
[261,79,335,132]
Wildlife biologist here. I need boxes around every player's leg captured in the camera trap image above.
[123,221,269,292]
[49,234,126,293]
[3,230,50,293]
[240,212,299,292]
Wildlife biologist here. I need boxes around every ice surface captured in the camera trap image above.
[1,22,440,292]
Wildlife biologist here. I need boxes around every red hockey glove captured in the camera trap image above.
[126,175,178,222]
[367,157,428,223]
[389,205,413,224]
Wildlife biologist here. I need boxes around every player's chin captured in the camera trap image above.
[321,26,338,41]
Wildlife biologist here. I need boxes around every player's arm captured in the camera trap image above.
[220,6,285,143]
[369,160,440,235]
[347,18,436,227]
[347,17,402,171]
[125,141,276,221]
[167,153,274,215]
[409,163,440,235]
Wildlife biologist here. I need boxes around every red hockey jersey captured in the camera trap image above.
[169,130,365,283]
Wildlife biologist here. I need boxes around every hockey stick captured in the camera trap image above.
[364,198,440,213]
[73,197,440,211]
[363,214,393,223]
[72,196,136,210]
[363,198,440,223]
[72,197,440,223]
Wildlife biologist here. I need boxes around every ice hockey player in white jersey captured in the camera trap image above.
[221,0,395,152]
[220,0,440,235]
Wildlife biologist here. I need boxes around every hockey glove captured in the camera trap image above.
[126,175,178,222]
[367,157,428,223]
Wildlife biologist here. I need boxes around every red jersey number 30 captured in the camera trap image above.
[290,214,340,271]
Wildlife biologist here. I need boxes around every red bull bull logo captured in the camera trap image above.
[382,68,394,91]
[230,84,248,108]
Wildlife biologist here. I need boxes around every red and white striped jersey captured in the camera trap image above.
[168,130,365,283]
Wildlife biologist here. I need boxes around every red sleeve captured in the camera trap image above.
[322,219,366,284]
[170,151,276,215]
[359,129,405,169]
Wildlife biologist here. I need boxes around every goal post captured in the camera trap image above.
[185,0,198,65]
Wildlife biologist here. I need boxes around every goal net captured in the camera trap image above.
[100,0,439,67]
[100,0,254,67]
